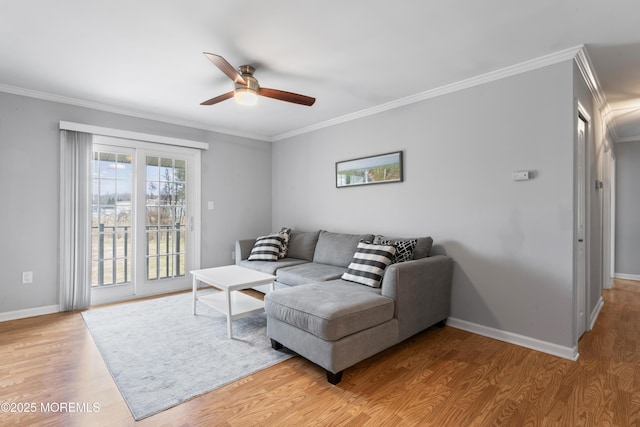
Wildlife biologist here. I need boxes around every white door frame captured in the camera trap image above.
[608,153,616,287]
[600,141,615,290]
[90,136,202,305]
[574,102,590,342]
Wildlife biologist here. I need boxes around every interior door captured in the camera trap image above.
[576,115,588,339]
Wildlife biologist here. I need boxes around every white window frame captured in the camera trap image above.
[72,127,203,305]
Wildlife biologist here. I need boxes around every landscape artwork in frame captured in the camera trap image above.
[336,151,403,188]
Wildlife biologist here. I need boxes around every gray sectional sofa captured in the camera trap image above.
[235,229,453,384]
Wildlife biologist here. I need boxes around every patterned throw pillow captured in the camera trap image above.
[248,233,286,261]
[373,235,418,263]
[341,242,396,288]
[278,227,292,258]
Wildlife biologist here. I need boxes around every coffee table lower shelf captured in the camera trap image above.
[197,291,265,320]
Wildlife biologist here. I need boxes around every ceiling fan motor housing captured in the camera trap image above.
[235,65,259,94]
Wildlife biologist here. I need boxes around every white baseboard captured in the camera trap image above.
[589,297,604,331]
[0,305,60,322]
[447,317,579,361]
[91,285,192,307]
[614,273,640,281]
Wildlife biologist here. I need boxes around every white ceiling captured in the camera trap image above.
[2,1,640,142]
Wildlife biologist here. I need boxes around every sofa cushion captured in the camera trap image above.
[313,230,375,267]
[341,242,396,288]
[265,281,394,341]
[277,263,347,286]
[286,230,320,261]
[373,235,418,263]
[238,258,309,275]
[374,235,433,260]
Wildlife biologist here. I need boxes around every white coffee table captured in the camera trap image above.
[190,265,276,339]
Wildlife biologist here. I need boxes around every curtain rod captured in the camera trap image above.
[59,121,209,150]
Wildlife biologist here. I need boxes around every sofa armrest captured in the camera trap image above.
[380,255,453,341]
[235,239,256,264]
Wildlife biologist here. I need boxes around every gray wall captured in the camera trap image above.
[272,61,579,348]
[0,92,272,314]
[615,140,640,276]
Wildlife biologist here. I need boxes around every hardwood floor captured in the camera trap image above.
[1,280,639,426]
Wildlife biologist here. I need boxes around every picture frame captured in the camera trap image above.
[336,151,403,188]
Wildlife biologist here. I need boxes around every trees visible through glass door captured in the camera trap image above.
[145,156,187,281]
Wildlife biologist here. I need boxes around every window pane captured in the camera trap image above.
[99,152,117,179]
[147,256,158,280]
[159,206,173,226]
[147,231,158,256]
[116,204,132,226]
[175,183,185,205]
[157,255,170,279]
[116,154,132,179]
[146,207,158,226]
[103,260,113,286]
[174,159,186,182]
[159,158,173,182]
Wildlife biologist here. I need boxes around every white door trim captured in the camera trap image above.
[574,101,590,341]
[90,136,202,305]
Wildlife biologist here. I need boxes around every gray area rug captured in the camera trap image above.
[81,291,292,420]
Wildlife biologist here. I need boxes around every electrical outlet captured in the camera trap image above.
[512,170,530,181]
[22,271,33,284]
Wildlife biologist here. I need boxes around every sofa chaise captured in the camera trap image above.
[235,229,453,384]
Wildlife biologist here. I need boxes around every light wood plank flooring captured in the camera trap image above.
[1,280,639,426]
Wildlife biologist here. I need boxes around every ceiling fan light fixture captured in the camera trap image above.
[234,87,258,105]
[201,53,315,107]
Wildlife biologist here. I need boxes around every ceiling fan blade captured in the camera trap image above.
[200,91,234,105]
[259,88,316,106]
[203,52,246,85]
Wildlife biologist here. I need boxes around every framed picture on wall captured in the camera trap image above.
[336,151,403,188]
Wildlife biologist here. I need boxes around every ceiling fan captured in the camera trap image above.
[200,52,316,107]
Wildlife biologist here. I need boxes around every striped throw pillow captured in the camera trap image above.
[248,233,286,261]
[341,242,396,288]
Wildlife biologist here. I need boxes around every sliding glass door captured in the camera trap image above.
[91,137,200,305]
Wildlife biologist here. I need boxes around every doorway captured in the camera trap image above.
[575,112,589,340]
[90,136,201,305]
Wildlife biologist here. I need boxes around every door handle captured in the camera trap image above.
[578,239,584,242]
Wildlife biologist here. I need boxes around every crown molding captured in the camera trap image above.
[0,83,270,142]
[272,45,584,141]
[1,45,609,144]
[573,47,619,143]
[615,135,640,144]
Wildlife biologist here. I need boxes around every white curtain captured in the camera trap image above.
[59,130,93,311]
